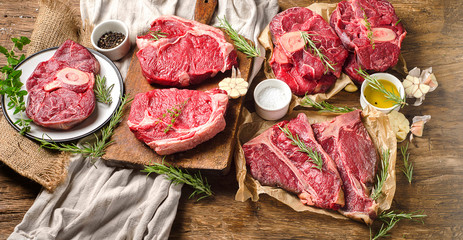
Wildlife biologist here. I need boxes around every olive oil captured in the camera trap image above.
[364,79,399,108]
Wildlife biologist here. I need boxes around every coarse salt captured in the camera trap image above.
[257,86,288,110]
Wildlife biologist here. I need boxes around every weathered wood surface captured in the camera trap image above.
[1,0,463,239]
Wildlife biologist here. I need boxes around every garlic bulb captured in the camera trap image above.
[403,67,438,106]
[403,75,430,98]
[219,77,248,99]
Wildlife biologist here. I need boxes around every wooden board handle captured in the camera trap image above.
[194,0,218,24]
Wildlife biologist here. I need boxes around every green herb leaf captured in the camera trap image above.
[142,159,213,201]
[149,30,168,41]
[360,7,375,49]
[158,98,189,133]
[0,36,31,134]
[371,210,426,240]
[400,143,413,183]
[356,67,407,108]
[279,125,324,171]
[395,19,402,26]
[371,149,390,200]
[300,31,336,73]
[217,16,260,58]
[37,95,132,164]
[94,74,114,104]
[301,96,355,113]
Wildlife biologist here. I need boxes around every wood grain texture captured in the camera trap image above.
[194,0,218,24]
[1,0,463,239]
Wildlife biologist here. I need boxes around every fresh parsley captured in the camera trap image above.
[0,36,32,134]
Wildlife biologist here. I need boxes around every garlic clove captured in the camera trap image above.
[419,84,430,94]
[410,120,425,137]
[402,79,413,88]
[424,73,438,90]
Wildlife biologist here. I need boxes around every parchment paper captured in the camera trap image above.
[234,105,397,222]
[258,3,354,103]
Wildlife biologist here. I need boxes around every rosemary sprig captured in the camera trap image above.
[157,98,189,133]
[371,210,426,240]
[94,75,114,104]
[300,31,336,73]
[217,16,260,58]
[37,95,132,163]
[279,125,323,171]
[371,149,390,200]
[142,160,213,201]
[357,67,407,108]
[0,36,32,134]
[301,96,355,113]
[395,19,402,26]
[149,30,167,41]
[400,143,413,183]
[361,7,375,49]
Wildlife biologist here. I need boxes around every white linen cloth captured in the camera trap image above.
[9,0,278,239]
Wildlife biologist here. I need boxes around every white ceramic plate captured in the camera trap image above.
[1,47,124,142]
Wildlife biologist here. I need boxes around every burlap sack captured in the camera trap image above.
[1,0,92,192]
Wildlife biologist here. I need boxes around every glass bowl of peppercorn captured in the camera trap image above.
[91,20,130,61]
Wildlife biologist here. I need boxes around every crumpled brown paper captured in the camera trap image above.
[258,3,354,103]
[234,105,397,222]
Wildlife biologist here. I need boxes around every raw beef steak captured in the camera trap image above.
[312,110,379,224]
[26,40,99,129]
[243,113,345,210]
[269,7,348,96]
[136,16,237,87]
[330,0,406,84]
[127,88,228,155]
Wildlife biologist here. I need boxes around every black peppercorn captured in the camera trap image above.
[97,31,125,49]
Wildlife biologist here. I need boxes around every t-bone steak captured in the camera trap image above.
[312,110,379,224]
[243,113,345,210]
[127,88,228,155]
[269,7,348,96]
[330,0,407,84]
[136,15,238,87]
[26,40,100,130]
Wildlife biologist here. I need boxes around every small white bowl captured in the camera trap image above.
[254,79,292,120]
[91,20,131,61]
[360,72,405,114]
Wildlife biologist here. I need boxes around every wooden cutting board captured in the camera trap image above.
[102,0,253,174]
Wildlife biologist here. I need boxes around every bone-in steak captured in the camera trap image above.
[269,7,348,96]
[26,40,99,130]
[127,88,228,155]
[243,113,345,210]
[136,16,237,87]
[330,0,406,84]
[312,110,379,224]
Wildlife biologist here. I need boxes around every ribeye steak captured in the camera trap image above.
[330,0,406,83]
[269,7,348,96]
[26,40,99,130]
[127,88,228,155]
[137,16,237,87]
[312,110,379,224]
[243,113,345,210]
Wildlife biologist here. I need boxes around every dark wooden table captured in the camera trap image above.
[1,0,462,239]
